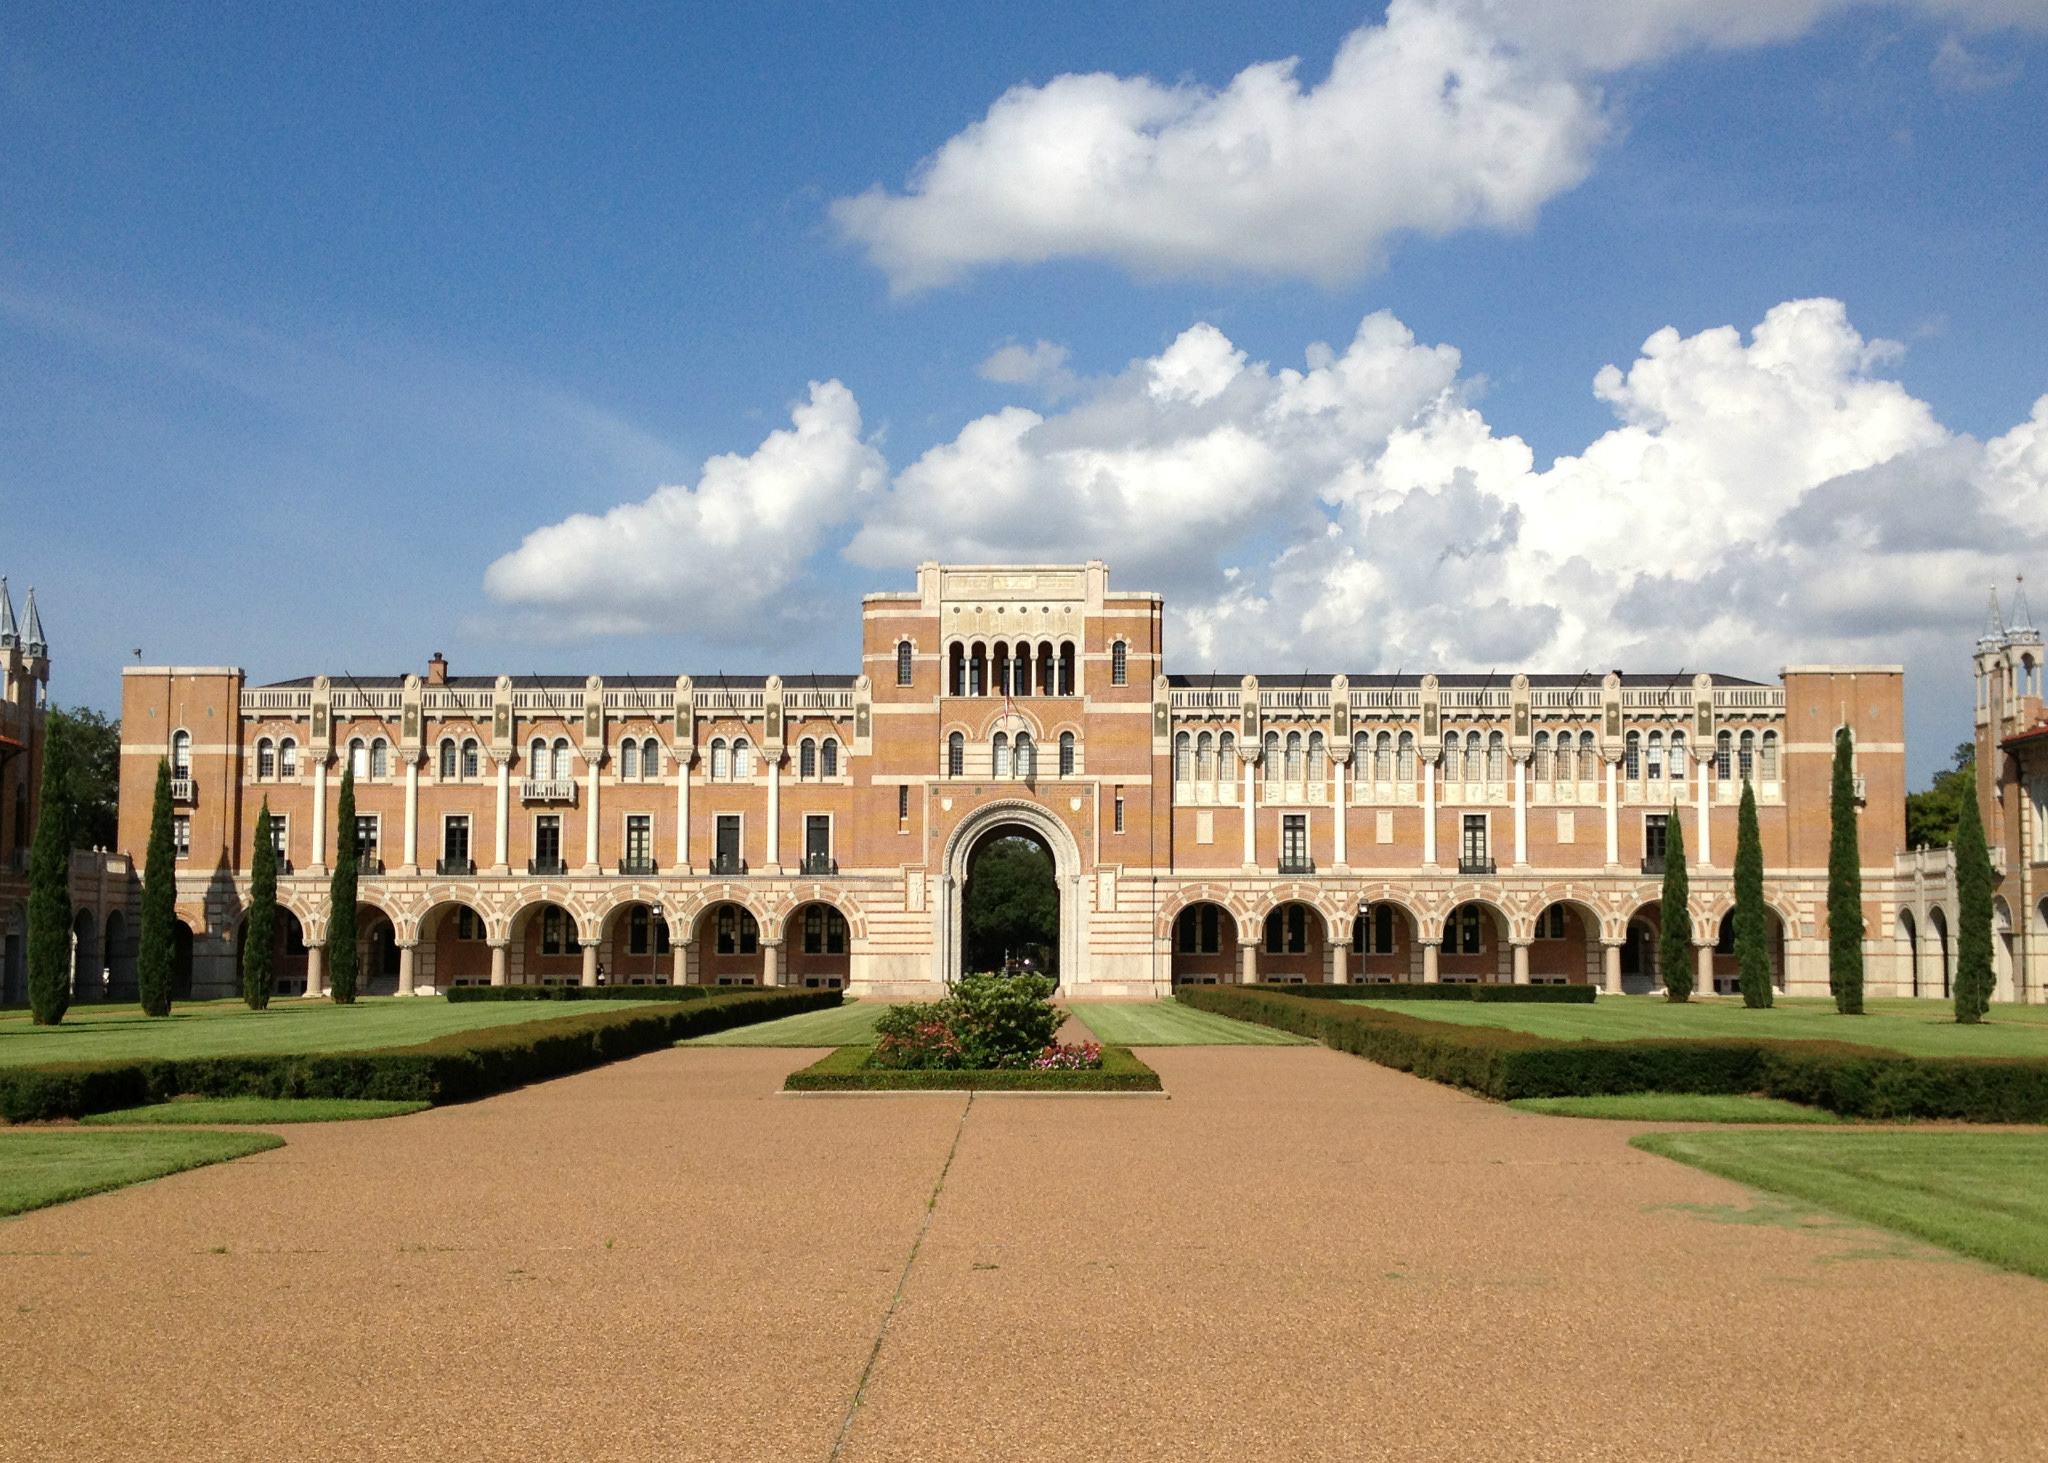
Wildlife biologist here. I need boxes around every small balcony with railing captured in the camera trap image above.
[709,852,747,876]
[617,856,658,877]
[1639,854,1666,876]
[1457,853,1497,876]
[521,779,578,805]
[527,856,567,877]
[170,771,198,804]
[436,855,476,876]
[1276,854,1316,876]
[801,851,838,876]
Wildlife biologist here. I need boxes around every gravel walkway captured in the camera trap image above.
[3,1045,2044,1460]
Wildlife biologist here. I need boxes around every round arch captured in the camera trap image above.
[1993,897,2015,998]
[232,904,312,997]
[1437,898,1511,983]
[71,907,102,1000]
[1256,898,1326,984]
[695,900,765,985]
[510,897,583,986]
[783,901,852,989]
[1927,906,1953,999]
[1619,901,1662,994]
[1350,897,1420,982]
[1712,905,1788,995]
[104,908,135,1000]
[1528,899,1599,984]
[937,799,1085,987]
[1898,907,1921,998]
[419,897,493,990]
[1169,898,1238,986]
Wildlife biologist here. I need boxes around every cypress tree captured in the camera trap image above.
[242,801,277,1011]
[327,764,359,1004]
[1827,726,1865,1015]
[136,759,178,1017]
[1953,785,1995,1025]
[1734,778,1773,1008]
[26,722,75,1024]
[1658,807,1694,1002]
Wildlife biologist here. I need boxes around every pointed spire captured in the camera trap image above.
[2011,575,2038,636]
[21,587,44,657]
[1978,584,2008,652]
[0,577,14,649]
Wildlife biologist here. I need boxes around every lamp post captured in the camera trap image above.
[649,900,665,987]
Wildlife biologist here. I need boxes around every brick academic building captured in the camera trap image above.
[92,559,2013,1006]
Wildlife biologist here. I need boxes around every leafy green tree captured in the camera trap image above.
[1658,808,1694,1002]
[26,722,75,1024]
[242,802,277,1011]
[45,705,120,851]
[327,765,359,1004]
[136,759,178,1017]
[1953,784,1995,1025]
[1734,779,1773,1008]
[1904,742,1976,850]
[1827,726,1865,1015]
[962,836,1058,974]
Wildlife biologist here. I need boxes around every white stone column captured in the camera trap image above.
[494,760,511,872]
[402,760,419,872]
[1239,941,1258,985]
[584,756,602,872]
[1513,758,1528,867]
[1603,941,1622,994]
[397,942,416,996]
[1421,940,1440,984]
[581,940,599,988]
[671,939,688,985]
[489,942,509,988]
[1604,759,1620,868]
[1697,941,1716,998]
[1331,939,1349,986]
[1332,757,1347,869]
[675,758,691,873]
[1512,941,1531,985]
[1422,758,1437,867]
[1241,757,1257,869]
[311,760,328,870]
[766,757,782,871]
[1696,758,1712,866]
[305,943,325,998]
[761,939,781,988]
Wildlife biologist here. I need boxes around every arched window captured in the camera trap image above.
[710,738,729,780]
[278,738,297,778]
[1441,731,1460,782]
[1015,732,1034,780]
[897,640,914,687]
[640,738,659,778]
[1486,731,1505,782]
[822,738,839,777]
[348,738,367,779]
[1376,730,1394,781]
[437,739,456,778]
[256,738,276,779]
[968,642,987,697]
[1111,640,1128,686]
[1308,731,1325,782]
[1716,730,1732,779]
[1578,731,1596,778]
[948,643,966,697]
[461,739,478,778]
[947,731,965,777]
[1196,730,1214,781]
[1624,731,1641,781]
[1059,641,1077,695]
[1397,731,1415,781]
[171,730,191,776]
[1532,731,1550,782]
[1060,731,1077,777]
[1175,731,1193,782]
[622,739,641,780]
[373,739,390,778]
[552,738,572,780]
[1263,730,1280,777]
[1760,730,1779,781]
[799,737,816,779]
[1552,732,1571,783]
[732,738,752,779]
[1352,730,1370,771]
[1647,730,1664,781]
[529,737,546,776]
[1670,730,1688,779]
[1219,731,1237,780]
[1738,730,1755,781]
[993,732,1011,779]
[1284,731,1303,782]
[1013,640,1032,696]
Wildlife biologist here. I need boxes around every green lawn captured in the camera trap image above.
[81,1097,428,1126]
[1634,1130,2048,1279]
[1510,1093,1840,1124]
[1348,995,2048,1059]
[0,996,656,1067]
[1066,1001,1312,1046]
[0,1130,284,1216]
[683,1001,894,1046]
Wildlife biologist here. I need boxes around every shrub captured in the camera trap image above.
[444,984,717,1003]
[871,1001,968,1070]
[869,973,1061,1070]
[327,765,359,1005]
[26,718,74,1026]
[1032,1041,1104,1071]
[1827,725,1865,1014]
[1250,981,1595,1003]
[136,760,177,1018]
[242,802,277,1011]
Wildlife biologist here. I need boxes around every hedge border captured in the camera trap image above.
[445,985,715,1003]
[0,990,840,1123]
[1252,982,1597,1004]
[784,1043,1162,1093]
[1176,987,2048,1122]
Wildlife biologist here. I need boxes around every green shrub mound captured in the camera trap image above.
[1176,988,2048,1123]
[0,990,837,1122]
[1251,982,1596,1004]
[786,1043,1161,1092]
[445,984,715,1003]
[872,973,1066,1070]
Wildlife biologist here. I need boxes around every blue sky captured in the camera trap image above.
[3,1,2045,783]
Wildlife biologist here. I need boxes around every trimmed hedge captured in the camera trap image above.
[1176,987,2048,1122]
[785,1043,1162,1093]
[1250,982,1597,1004]
[445,984,716,1003]
[0,990,838,1122]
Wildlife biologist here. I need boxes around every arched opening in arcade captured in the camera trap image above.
[696,902,764,986]
[0,902,23,1004]
[605,901,675,987]
[1350,900,1417,982]
[233,907,311,997]
[71,907,101,1000]
[512,901,581,986]
[785,902,851,989]
[961,827,1059,979]
[1440,901,1509,983]
[1259,900,1325,983]
[1619,904,1661,994]
[170,918,195,999]
[104,909,135,1000]
[1898,909,1921,997]
[1528,902,1596,984]
[1712,907,1788,994]
[1171,900,1238,985]
[1927,907,1952,999]
[354,905,402,996]
[421,901,491,989]
[1994,898,2015,997]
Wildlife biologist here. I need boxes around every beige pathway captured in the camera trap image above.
[4,1045,2045,1461]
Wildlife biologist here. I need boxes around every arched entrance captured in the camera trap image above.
[1259,900,1324,984]
[421,901,491,989]
[1,903,23,1003]
[512,901,581,986]
[1715,907,1788,994]
[1351,900,1417,983]
[104,909,135,1000]
[356,906,401,996]
[72,908,102,1000]
[1994,898,2015,1000]
[962,831,1059,979]
[1898,909,1920,997]
[937,801,1084,987]
[1441,901,1509,983]
[1171,901,1238,985]
[234,908,312,997]
[1529,902,1595,984]
[1619,904,1661,994]
[171,919,195,999]
[785,902,851,990]
[696,902,763,985]
[1928,907,1951,999]
[605,901,673,987]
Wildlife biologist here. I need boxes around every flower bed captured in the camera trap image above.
[783,1042,1161,1093]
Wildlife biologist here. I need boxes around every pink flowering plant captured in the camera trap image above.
[869,972,1064,1070]
[1031,1041,1103,1071]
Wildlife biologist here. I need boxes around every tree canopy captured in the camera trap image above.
[46,705,120,851]
[962,835,1058,974]
[1905,741,1976,851]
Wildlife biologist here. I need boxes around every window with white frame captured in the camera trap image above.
[993,732,1011,779]
[354,814,379,866]
[256,738,276,779]
[279,738,297,777]
[821,738,838,777]
[1060,731,1076,777]
[897,640,914,687]
[798,737,816,779]
[370,738,388,778]
[947,732,964,777]
[173,814,190,858]
[268,814,289,863]
[171,730,191,777]
[439,739,457,778]
[1111,640,1128,686]
[622,739,641,780]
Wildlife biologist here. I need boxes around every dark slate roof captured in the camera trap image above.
[1165,671,1768,689]
[259,673,859,690]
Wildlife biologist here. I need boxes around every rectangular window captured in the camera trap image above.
[269,814,289,863]
[540,908,568,955]
[805,814,831,869]
[897,641,914,687]
[354,814,378,865]
[1449,907,1484,956]
[535,815,562,869]
[456,908,484,941]
[1645,813,1669,861]
[443,815,471,866]
[898,785,909,824]
[715,814,741,870]
[172,815,191,859]
[1461,814,1488,867]
[624,814,652,869]
[1113,788,1125,834]
[1111,641,1128,685]
[1536,906,1566,940]
[1281,813,1308,868]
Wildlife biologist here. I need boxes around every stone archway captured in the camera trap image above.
[936,800,1086,989]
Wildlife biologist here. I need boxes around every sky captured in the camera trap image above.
[3,0,2045,787]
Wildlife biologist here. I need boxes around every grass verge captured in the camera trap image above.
[1633,1130,2048,1280]
[785,1044,1162,1092]
[684,1001,893,1046]
[0,1130,284,1216]
[1509,1093,1840,1124]
[1065,1002,1310,1047]
[81,1097,427,1125]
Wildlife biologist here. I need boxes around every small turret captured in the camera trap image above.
[2008,575,2040,649]
[0,578,16,650]
[22,587,46,660]
[1977,584,2008,654]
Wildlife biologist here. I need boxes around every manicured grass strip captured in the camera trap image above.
[684,1002,894,1047]
[81,1097,427,1126]
[1510,1093,1840,1124]
[1065,1001,1310,1047]
[0,996,660,1068]
[1633,1130,2048,1280]
[1347,996,2048,1060]
[0,1130,283,1217]
[785,1044,1162,1092]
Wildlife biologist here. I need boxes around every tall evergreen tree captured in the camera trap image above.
[1827,726,1865,1015]
[1734,779,1773,1008]
[136,759,178,1017]
[327,765,359,1004]
[242,801,277,1011]
[26,722,76,1024]
[1658,807,1694,1002]
[1953,784,1995,1025]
